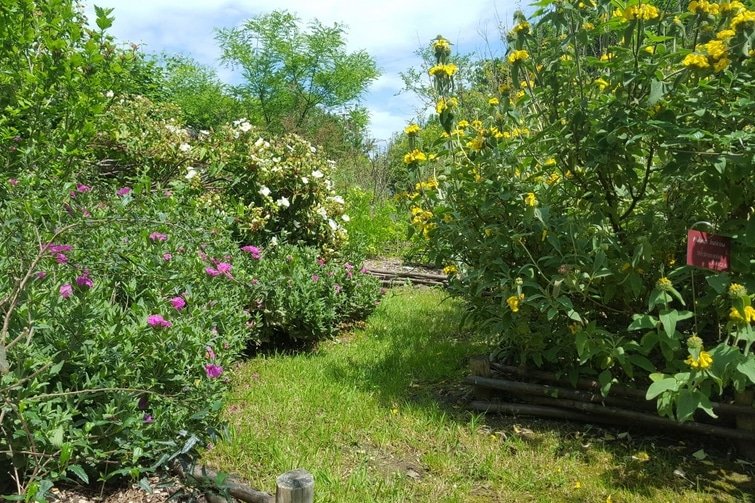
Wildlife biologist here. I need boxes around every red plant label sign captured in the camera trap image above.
[686,230,730,272]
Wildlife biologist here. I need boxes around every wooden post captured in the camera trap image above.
[276,469,314,503]
[469,355,496,400]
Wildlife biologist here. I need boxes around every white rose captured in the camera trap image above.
[328,219,338,230]
[185,167,198,180]
[341,214,350,222]
[259,186,271,197]
[329,195,345,205]
[311,170,324,179]
[276,197,290,208]
[179,143,192,153]
[301,177,309,185]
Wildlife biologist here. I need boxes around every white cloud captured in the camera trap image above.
[85,0,519,140]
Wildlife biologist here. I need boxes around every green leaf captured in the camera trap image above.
[49,426,64,448]
[598,369,613,396]
[736,357,755,385]
[646,377,678,400]
[676,389,698,423]
[68,465,89,484]
[705,273,731,294]
[628,314,657,331]
[658,309,679,339]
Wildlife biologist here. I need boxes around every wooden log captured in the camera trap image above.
[734,390,755,459]
[471,398,755,441]
[466,376,654,411]
[276,469,314,503]
[363,267,447,281]
[173,462,273,503]
[491,363,755,417]
[470,400,631,427]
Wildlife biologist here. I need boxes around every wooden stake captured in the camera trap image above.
[276,469,314,503]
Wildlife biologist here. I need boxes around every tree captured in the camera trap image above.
[215,10,379,135]
[159,55,242,130]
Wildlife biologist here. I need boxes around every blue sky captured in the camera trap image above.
[85,0,519,142]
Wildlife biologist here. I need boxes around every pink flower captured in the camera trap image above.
[205,267,220,277]
[81,208,91,218]
[360,266,368,274]
[76,184,92,193]
[216,262,232,274]
[241,245,261,260]
[163,253,173,262]
[147,314,172,328]
[143,413,154,424]
[116,186,132,196]
[311,274,320,283]
[204,363,223,379]
[206,346,216,360]
[48,244,72,254]
[59,283,73,298]
[55,253,68,265]
[334,283,342,294]
[75,269,93,288]
[170,296,186,310]
[8,178,18,186]
[36,271,47,280]
[149,232,168,242]
[317,257,326,267]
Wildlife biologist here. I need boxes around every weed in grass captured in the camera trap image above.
[205,288,754,502]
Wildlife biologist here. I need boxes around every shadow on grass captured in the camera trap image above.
[322,287,755,502]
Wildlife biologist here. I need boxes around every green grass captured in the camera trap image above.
[205,288,754,502]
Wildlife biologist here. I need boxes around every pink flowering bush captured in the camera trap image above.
[0,176,250,491]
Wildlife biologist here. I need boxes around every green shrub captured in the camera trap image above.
[247,244,381,344]
[342,187,408,257]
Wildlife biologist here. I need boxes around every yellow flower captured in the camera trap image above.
[686,351,713,369]
[512,21,531,34]
[730,306,755,323]
[433,37,451,54]
[702,39,727,60]
[404,123,421,136]
[471,119,484,131]
[728,283,748,298]
[524,192,538,207]
[656,276,673,291]
[731,10,755,31]
[428,63,459,78]
[507,49,530,64]
[544,158,556,166]
[721,1,746,13]
[457,119,469,128]
[594,77,609,91]
[546,172,561,185]
[443,264,458,275]
[682,53,710,69]
[689,0,720,16]
[716,29,736,40]
[621,4,660,21]
[560,54,573,62]
[488,97,500,106]
[600,52,613,62]
[582,22,595,30]
[573,481,582,489]
[644,45,656,54]
[466,135,485,151]
[713,58,730,72]
[403,149,427,164]
[507,293,525,313]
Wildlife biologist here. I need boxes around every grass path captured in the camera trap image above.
[205,287,754,502]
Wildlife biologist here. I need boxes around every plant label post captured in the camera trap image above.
[686,230,731,272]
